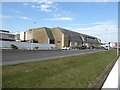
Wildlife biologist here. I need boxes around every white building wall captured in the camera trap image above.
[61,33,64,47]
[0,32,15,41]
[0,41,56,50]
[26,30,32,41]
[20,32,26,41]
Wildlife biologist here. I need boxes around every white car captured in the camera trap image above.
[101,45,109,50]
[62,46,70,50]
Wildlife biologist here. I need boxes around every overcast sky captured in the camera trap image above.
[1,0,118,42]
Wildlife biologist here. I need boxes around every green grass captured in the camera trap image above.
[2,50,117,88]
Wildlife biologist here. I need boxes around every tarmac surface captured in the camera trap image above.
[2,49,104,65]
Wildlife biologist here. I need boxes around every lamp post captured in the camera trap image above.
[31,21,36,50]
[32,22,36,43]
[117,27,119,56]
[106,29,110,50]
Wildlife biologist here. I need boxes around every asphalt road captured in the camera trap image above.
[2,49,105,65]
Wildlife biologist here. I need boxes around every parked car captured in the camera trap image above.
[101,45,109,50]
[62,46,70,50]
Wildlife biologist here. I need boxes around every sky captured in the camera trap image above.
[1,0,119,42]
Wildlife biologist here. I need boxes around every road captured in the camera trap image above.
[2,49,104,65]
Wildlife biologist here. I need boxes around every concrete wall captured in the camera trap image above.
[20,32,26,41]
[26,30,32,41]
[0,41,56,50]
[26,28,49,43]
[33,28,49,43]
[64,34,69,47]
[20,27,101,49]
[51,28,63,49]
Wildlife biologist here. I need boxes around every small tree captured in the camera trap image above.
[10,44,18,49]
[51,46,53,49]
[34,46,39,50]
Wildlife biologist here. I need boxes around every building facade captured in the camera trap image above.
[80,34,101,49]
[0,30,16,41]
[26,27,55,44]
[19,27,101,49]
[51,27,83,49]
[19,31,26,41]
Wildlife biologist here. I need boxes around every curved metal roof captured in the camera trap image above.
[80,34,100,44]
[54,27,100,44]
[54,27,83,42]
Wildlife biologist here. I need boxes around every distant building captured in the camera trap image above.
[0,30,16,41]
[51,27,83,49]
[1,28,101,49]
[23,27,101,49]
[26,27,55,44]
[80,34,101,49]
[51,27,101,49]
[19,31,26,41]
[110,42,120,48]
[15,33,20,41]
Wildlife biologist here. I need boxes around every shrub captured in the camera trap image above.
[10,44,18,49]
[51,46,54,49]
[34,47,39,50]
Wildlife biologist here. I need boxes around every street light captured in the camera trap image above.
[117,27,120,56]
[32,22,36,43]
[31,21,36,50]
[106,29,110,50]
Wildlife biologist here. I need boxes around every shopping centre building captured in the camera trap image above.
[20,27,101,49]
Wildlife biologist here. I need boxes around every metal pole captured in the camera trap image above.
[31,27,33,50]
[106,29,109,50]
[117,42,119,56]
[108,29,110,50]
[32,22,36,50]
[117,27,119,56]
[30,29,32,50]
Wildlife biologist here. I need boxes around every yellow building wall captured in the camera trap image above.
[33,28,49,43]
[64,35,69,47]
[51,28,63,49]
[26,28,49,43]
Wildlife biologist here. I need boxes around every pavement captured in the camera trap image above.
[2,49,105,65]
[102,56,120,89]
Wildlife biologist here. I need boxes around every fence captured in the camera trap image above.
[0,41,56,50]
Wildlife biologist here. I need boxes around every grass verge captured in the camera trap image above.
[2,50,117,88]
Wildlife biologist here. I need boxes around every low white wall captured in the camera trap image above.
[0,41,56,50]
